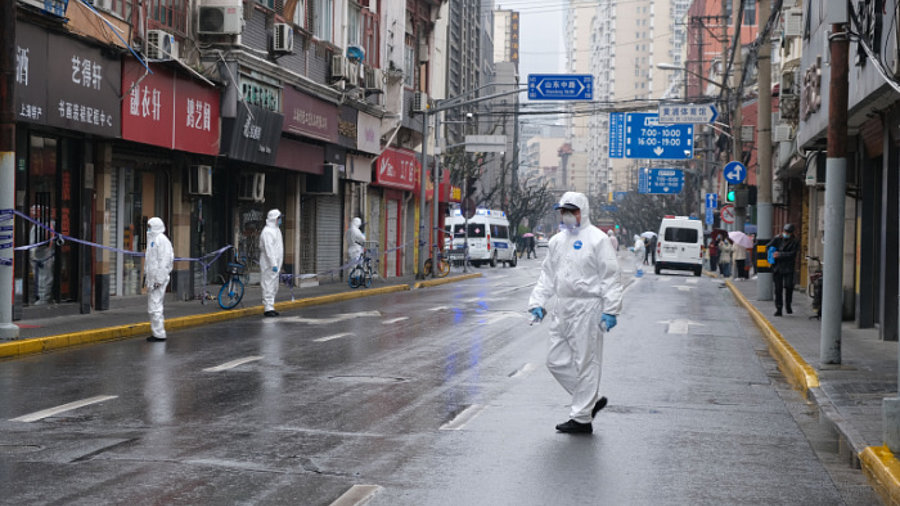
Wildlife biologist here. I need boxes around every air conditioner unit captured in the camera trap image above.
[198,0,243,35]
[188,165,213,195]
[331,54,348,81]
[238,173,266,202]
[784,9,803,38]
[91,0,113,11]
[364,67,383,91]
[773,123,793,142]
[413,91,429,113]
[146,30,177,60]
[305,164,340,195]
[273,23,294,53]
[418,39,430,63]
[347,62,360,87]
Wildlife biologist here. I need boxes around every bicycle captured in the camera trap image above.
[423,249,450,278]
[806,255,823,320]
[348,248,376,289]
[218,255,247,309]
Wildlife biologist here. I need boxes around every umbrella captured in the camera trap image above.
[640,231,657,239]
[522,232,535,238]
[728,231,754,249]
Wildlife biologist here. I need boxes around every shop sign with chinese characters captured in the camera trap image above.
[121,60,220,155]
[282,87,339,143]
[374,147,418,191]
[15,21,121,137]
[222,103,284,165]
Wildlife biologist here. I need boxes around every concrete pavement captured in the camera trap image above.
[724,276,900,504]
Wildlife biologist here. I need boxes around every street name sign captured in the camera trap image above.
[723,160,747,184]
[638,168,685,194]
[657,103,718,124]
[528,74,594,100]
[609,112,626,158]
[621,113,694,160]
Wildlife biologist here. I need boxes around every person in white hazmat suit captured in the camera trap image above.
[346,217,366,264]
[144,217,174,342]
[631,235,645,277]
[259,209,284,317]
[606,229,619,251]
[528,192,624,434]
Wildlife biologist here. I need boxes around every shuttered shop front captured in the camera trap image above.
[315,195,342,281]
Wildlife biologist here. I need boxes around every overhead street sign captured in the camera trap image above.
[528,74,594,101]
[465,135,507,152]
[657,103,718,124]
[609,112,625,158]
[723,160,747,184]
[720,204,735,224]
[616,113,693,160]
[705,208,714,225]
[705,193,718,209]
[638,168,685,194]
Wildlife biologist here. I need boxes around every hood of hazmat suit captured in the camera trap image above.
[144,217,174,287]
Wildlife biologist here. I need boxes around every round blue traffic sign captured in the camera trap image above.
[723,161,747,184]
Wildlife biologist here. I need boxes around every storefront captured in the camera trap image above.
[372,147,418,277]
[13,21,121,310]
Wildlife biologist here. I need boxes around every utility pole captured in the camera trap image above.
[0,0,20,340]
[432,112,442,274]
[821,14,849,365]
[417,110,430,280]
[756,0,773,301]
[731,2,745,232]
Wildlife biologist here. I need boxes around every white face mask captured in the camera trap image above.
[561,213,578,229]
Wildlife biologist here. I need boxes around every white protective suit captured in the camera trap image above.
[259,209,284,312]
[606,229,619,251]
[144,217,174,339]
[28,221,55,305]
[632,235,645,275]
[528,192,624,424]
[346,217,366,263]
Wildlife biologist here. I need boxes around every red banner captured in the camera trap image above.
[122,60,220,155]
[374,147,418,191]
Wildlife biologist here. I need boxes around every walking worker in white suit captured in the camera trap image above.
[528,191,624,434]
[144,217,174,342]
[346,217,366,264]
[259,209,284,317]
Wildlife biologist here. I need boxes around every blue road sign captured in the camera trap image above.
[657,103,718,124]
[723,160,747,184]
[528,74,594,100]
[609,113,625,158]
[624,113,694,160]
[706,193,718,209]
[602,205,618,212]
[613,191,628,201]
[638,168,685,194]
[705,208,714,225]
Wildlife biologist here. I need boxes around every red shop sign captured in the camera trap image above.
[121,60,220,156]
[375,147,419,191]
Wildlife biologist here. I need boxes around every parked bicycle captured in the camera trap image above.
[806,255,823,320]
[348,248,377,289]
[218,254,247,309]
[423,250,450,278]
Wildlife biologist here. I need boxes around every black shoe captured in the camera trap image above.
[264,310,279,317]
[146,336,167,342]
[774,309,782,317]
[555,419,593,434]
[591,397,608,418]
[786,306,793,314]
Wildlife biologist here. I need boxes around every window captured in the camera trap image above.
[492,225,509,239]
[147,0,187,35]
[664,227,698,243]
[348,4,361,46]
[404,35,415,87]
[291,0,308,29]
[313,0,333,42]
[362,8,380,67]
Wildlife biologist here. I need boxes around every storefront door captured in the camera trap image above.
[116,165,169,296]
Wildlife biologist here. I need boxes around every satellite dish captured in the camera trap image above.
[346,45,366,63]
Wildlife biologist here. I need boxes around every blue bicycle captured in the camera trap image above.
[218,256,246,309]
[348,248,376,289]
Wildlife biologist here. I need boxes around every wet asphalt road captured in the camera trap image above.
[0,254,879,505]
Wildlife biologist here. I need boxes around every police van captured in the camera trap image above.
[445,208,517,267]
[655,215,704,276]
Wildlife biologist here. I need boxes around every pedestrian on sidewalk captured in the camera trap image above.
[144,217,173,342]
[346,217,366,264]
[259,209,284,317]
[525,234,537,259]
[733,239,749,280]
[768,223,799,316]
[606,229,619,251]
[528,191,624,435]
[717,237,733,278]
[708,235,720,274]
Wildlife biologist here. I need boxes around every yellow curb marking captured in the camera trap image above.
[725,280,820,392]
[413,272,483,289]
[860,446,900,506]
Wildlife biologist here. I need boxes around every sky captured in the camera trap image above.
[495,1,565,83]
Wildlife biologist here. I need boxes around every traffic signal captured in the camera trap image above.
[726,186,735,202]
[615,224,620,230]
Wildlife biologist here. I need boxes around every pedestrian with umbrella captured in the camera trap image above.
[728,231,753,280]
[523,232,537,259]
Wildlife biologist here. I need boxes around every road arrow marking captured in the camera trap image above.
[282,310,382,325]
[314,332,355,343]
[329,484,383,506]
[657,319,705,334]
[10,395,118,422]
[203,356,263,372]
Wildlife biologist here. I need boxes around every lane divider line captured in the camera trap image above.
[440,404,486,431]
[10,395,118,422]
[328,484,382,506]
[382,317,409,325]
[314,333,355,343]
[202,355,263,372]
[508,363,536,378]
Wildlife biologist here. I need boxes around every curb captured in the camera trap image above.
[724,279,819,392]
[860,446,900,506]
[413,272,483,289]
[0,283,411,360]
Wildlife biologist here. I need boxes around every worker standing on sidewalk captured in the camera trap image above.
[768,223,799,316]
[144,217,174,342]
[528,191,624,434]
[259,209,284,317]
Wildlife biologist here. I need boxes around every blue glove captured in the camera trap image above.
[601,313,617,331]
[272,266,278,273]
[530,307,545,321]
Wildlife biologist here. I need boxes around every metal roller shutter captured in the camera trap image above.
[316,195,341,280]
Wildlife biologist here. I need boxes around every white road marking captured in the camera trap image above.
[10,395,118,422]
[657,277,671,282]
[657,319,705,334]
[428,306,449,311]
[382,317,409,324]
[686,279,699,284]
[203,356,263,372]
[674,285,694,292]
[314,332,355,343]
[440,404,486,431]
[509,363,536,378]
[328,485,383,506]
[281,310,381,325]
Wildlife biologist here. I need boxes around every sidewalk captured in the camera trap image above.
[725,276,900,504]
[1,271,483,359]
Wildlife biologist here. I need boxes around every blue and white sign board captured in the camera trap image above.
[609,113,625,158]
[623,113,694,160]
[723,160,747,184]
[613,191,628,201]
[528,74,594,101]
[657,103,718,124]
[638,168,685,194]
[706,193,718,209]
[705,208,715,225]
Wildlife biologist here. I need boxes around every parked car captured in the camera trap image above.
[536,235,549,248]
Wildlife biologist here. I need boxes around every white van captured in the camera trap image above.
[655,215,704,276]
[446,208,517,267]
